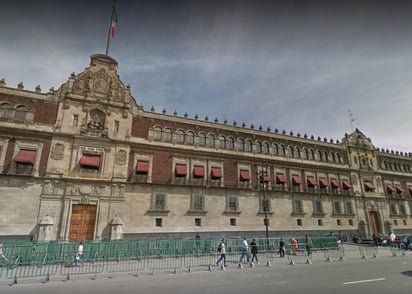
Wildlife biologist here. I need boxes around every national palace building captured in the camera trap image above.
[1,54,412,242]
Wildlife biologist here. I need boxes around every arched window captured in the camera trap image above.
[279,144,285,156]
[309,149,315,160]
[317,150,323,161]
[324,151,329,162]
[272,144,278,155]
[227,137,234,150]
[219,136,226,149]
[256,141,262,153]
[15,105,28,121]
[336,153,342,163]
[294,146,300,158]
[262,142,269,154]
[237,138,245,151]
[288,146,294,157]
[207,134,215,147]
[164,128,172,142]
[303,148,308,159]
[331,153,336,163]
[0,102,12,119]
[198,133,206,146]
[153,126,162,140]
[177,130,185,143]
[186,131,194,144]
[245,140,253,152]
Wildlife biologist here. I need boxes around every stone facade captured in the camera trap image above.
[0,54,411,241]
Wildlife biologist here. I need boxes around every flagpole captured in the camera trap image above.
[105,0,117,56]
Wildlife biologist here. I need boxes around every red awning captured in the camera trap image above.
[175,164,187,176]
[14,149,36,164]
[386,184,396,193]
[330,179,340,188]
[292,175,302,185]
[395,185,405,193]
[240,169,251,181]
[136,161,149,173]
[319,178,329,187]
[342,180,352,190]
[364,182,375,191]
[276,173,287,184]
[211,167,222,178]
[307,176,316,187]
[193,166,205,177]
[79,154,101,167]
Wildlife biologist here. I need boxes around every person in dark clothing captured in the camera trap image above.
[278,238,285,257]
[250,238,259,264]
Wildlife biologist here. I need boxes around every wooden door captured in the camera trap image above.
[369,211,379,235]
[68,204,97,241]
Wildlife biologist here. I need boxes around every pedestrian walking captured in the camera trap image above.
[0,243,7,263]
[278,238,285,257]
[291,238,299,254]
[305,234,313,256]
[250,238,259,264]
[73,241,84,266]
[216,239,227,267]
[239,237,250,263]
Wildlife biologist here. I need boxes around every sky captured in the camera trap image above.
[1,0,412,153]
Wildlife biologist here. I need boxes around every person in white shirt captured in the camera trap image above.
[239,237,250,263]
[216,239,227,267]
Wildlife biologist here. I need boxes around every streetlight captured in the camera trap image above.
[260,163,270,250]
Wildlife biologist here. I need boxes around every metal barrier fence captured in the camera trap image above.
[0,236,338,284]
[389,243,407,256]
[358,245,378,259]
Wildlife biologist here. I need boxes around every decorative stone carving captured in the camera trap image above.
[115,150,127,166]
[79,185,92,195]
[51,143,65,160]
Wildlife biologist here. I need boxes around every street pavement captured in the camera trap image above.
[0,244,410,294]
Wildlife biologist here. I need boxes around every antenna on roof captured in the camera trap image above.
[348,108,357,132]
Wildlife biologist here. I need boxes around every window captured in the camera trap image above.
[192,194,204,211]
[390,203,398,215]
[198,133,206,146]
[292,175,302,186]
[317,150,323,161]
[349,219,354,226]
[318,219,323,226]
[237,138,245,151]
[193,165,205,178]
[337,219,342,226]
[154,193,167,210]
[164,128,172,141]
[334,201,342,214]
[155,218,162,227]
[342,180,352,190]
[272,144,278,155]
[279,145,285,156]
[230,218,237,226]
[0,102,12,119]
[297,219,303,226]
[186,131,194,144]
[294,199,303,213]
[261,198,271,212]
[79,154,101,171]
[227,137,234,150]
[211,167,223,179]
[364,181,375,192]
[175,164,187,177]
[73,114,79,126]
[245,140,252,152]
[314,199,324,214]
[345,201,354,214]
[324,151,329,162]
[288,146,294,157]
[177,130,185,143]
[400,203,407,215]
[256,141,262,153]
[239,169,251,182]
[303,148,308,159]
[307,176,316,187]
[14,149,36,175]
[195,218,202,227]
[309,149,315,160]
[153,126,162,140]
[219,136,226,149]
[294,147,300,158]
[136,161,149,175]
[276,173,287,185]
[14,105,28,121]
[114,120,119,132]
[207,134,215,147]
[227,196,238,211]
[262,142,269,154]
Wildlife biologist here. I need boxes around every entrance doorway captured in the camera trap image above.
[369,211,380,235]
[68,204,97,241]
